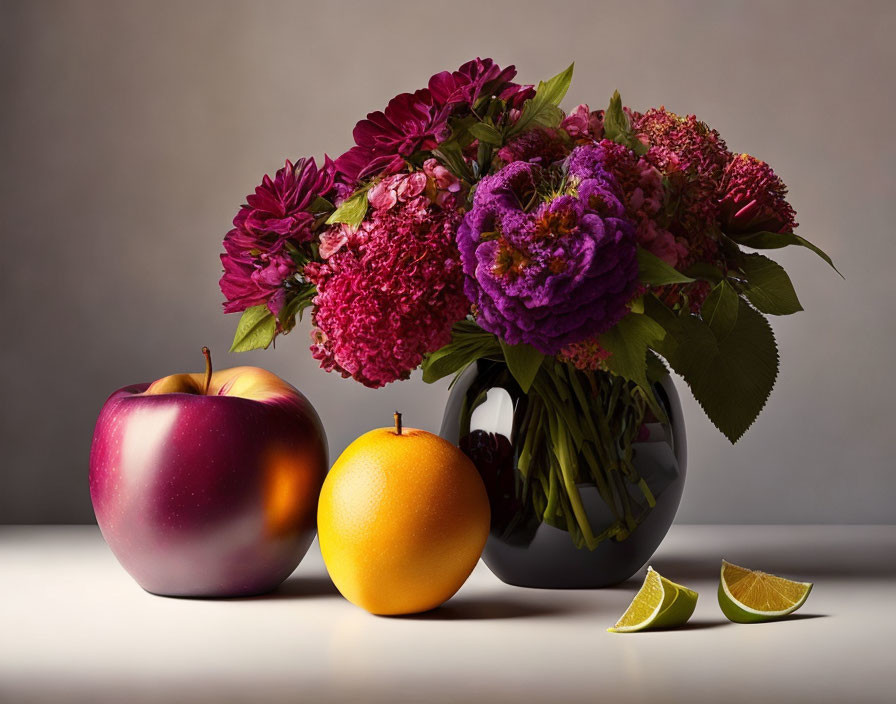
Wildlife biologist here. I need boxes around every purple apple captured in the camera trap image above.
[89,348,328,597]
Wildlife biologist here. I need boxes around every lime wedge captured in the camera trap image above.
[608,567,698,633]
[718,559,813,623]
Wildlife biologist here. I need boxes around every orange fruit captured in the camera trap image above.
[317,413,490,615]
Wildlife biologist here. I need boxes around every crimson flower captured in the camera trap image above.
[719,153,797,234]
[219,156,334,315]
[427,57,533,108]
[335,89,450,182]
[335,59,533,183]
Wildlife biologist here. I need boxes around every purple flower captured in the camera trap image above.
[219,156,334,315]
[457,152,639,354]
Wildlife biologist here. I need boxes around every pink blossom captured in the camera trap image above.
[423,158,461,192]
[561,104,604,140]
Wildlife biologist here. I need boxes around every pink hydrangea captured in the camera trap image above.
[305,174,469,388]
[589,139,689,267]
[633,108,730,261]
[719,153,797,234]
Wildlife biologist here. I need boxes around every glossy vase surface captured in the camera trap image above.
[440,360,687,588]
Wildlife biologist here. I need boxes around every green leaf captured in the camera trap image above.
[636,247,695,285]
[738,253,803,316]
[646,295,778,443]
[325,189,368,228]
[310,196,334,216]
[469,122,503,146]
[603,90,628,143]
[500,340,545,393]
[683,262,725,283]
[602,90,648,156]
[230,304,277,353]
[727,230,842,278]
[432,142,474,182]
[646,296,718,374]
[421,346,477,383]
[277,284,316,334]
[645,350,669,383]
[421,321,501,383]
[599,312,666,393]
[701,280,740,340]
[505,63,574,138]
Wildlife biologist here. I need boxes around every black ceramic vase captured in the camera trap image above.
[440,359,687,588]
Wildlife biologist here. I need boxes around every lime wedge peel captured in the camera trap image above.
[608,566,698,633]
[718,559,813,623]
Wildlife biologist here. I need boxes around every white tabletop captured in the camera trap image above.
[2,524,893,703]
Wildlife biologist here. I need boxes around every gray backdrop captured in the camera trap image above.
[1,0,893,524]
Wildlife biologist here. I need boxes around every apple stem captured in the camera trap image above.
[201,346,212,395]
[394,411,402,436]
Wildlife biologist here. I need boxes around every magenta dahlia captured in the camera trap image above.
[335,89,451,183]
[305,173,470,388]
[718,153,797,234]
[335,59,534,183]
[427,57,533,108]
[220,156,334,315]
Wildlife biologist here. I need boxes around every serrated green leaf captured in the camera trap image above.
[701,280,740,340]
[738,253,803,315]
[646,295,778,443]
[500,340,544,393]
[505,63,574,138]
[325,189,368,228]
[599,312,665,392]
[230,304,276,353]
[727,230,842,277]
[645,350,669,383]
[636,247,695,285]
[469,122,503,146]
[646,296,718,371]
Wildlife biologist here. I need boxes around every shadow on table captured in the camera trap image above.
[223,575,341,601]
[394,594,574,621]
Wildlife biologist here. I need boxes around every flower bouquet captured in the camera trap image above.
[219,59,835,557]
